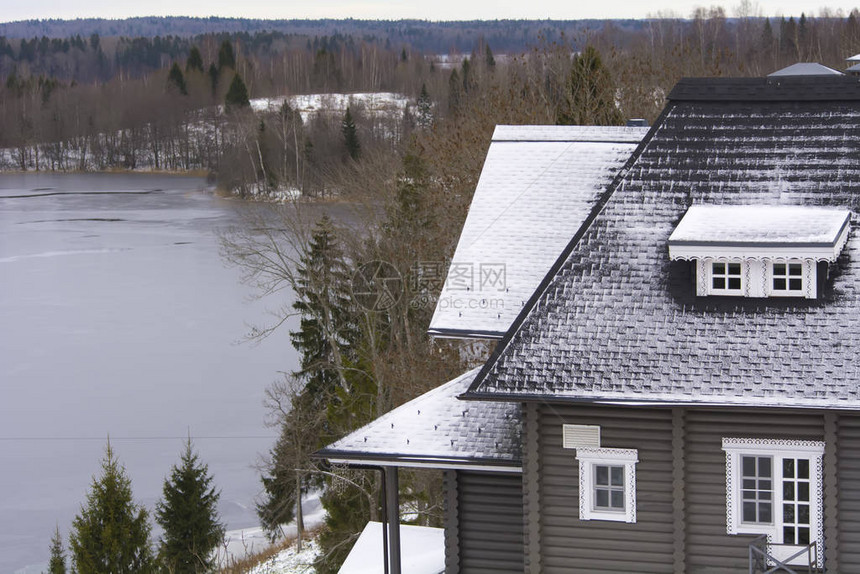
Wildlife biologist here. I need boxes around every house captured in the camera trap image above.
[319,71,860,573]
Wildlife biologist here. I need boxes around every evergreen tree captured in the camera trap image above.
[485,43,496,68]
[166,62,188,95]
[448,68,462,114]
[217,40,235,71]
[69,443,154,574]
[556,45,623,126]
[46,526,66,574]
[461,56,473,92]
[225,73,250,110]
[155,439,225,573]
[186,46,204,73]
[417,83,433,129]
[207,63,219,97]
[341,106,360,160]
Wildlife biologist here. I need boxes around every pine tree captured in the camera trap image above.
[46,526,66,574]
[155,439,225,573]
[448,68,462,114]
[186,46,204,73]
[341,106,360,160]
[167,62,188,96]
[416,83,433,130]
[217,40,235,71]
[69,442,154,574]
[225,73,250,110]
[556,45,623,126]
[485,43,496,69]
[207,63,219,97]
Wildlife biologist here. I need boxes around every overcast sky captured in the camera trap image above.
[1,0,857,23]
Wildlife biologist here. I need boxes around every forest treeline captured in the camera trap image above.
[2,8,860,194]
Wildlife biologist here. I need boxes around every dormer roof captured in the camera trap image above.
[768,62,843,77]
[427,125,647,339]
[668,205,851,261]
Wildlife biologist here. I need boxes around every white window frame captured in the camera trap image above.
[708,260,745,296]
[767,260,811,298]
[722,438,824,555]
[576,447,638,523]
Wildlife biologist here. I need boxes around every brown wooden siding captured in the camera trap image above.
[453,470,524,573]
[537,404,675,573]
[836,415,860,570]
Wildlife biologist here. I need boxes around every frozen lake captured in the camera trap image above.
[0,173,303,572]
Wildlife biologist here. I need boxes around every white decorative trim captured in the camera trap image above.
[722,438,825,566]
[576,447,638,523]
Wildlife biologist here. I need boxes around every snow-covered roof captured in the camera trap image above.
[848,63,860,74]
[847,54,860,62]
[339,522,444,574]
[667,205,851,262]
[427,125,648,339]
[466,75,860,409]
[317,369,521,470]
[768,63,843,77]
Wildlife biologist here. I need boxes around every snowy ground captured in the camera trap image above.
[250,92,409,122]
[248,538,321,574]
[214,491,326,569]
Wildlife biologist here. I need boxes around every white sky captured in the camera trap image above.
[0,0,857,23]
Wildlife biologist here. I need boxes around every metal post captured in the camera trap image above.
[384,466,401,574]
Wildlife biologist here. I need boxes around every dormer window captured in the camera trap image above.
[711,262,742,293]
[668,205,851,299]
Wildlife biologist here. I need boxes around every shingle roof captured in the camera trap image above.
[317,369,521,469]
[466,77,860,409]
[427,125,648,339]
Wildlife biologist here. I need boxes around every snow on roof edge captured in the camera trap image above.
[492,124,649,143]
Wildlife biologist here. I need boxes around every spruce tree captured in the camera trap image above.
[69,442,154,574]
[341,106,360,160]
[46,526,66,574]
[225,74,250,110]
[217,40,236,71]
[155,439,225,573]
[556,45,623,126]
[167,62,188,96]
[207,63,219,97]
[186,46,204,73]
[447,68,462,114]
[416,83,433,130]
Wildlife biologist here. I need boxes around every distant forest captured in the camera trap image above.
[1,11,860,188]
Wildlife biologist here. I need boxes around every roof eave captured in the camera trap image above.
[315,449,522,472]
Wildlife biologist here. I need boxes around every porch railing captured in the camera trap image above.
[748,535,822,574]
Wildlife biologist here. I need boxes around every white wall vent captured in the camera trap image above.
[562,425,601,449]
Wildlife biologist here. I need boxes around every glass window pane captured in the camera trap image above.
[610,466,624,486]
[760,502,772,523]
[610,490,624,509]
[799,527,810,545]
[595,488,609,508]
[783,458,795,478]
[743,478,756,489]
[784,526,796,545]
[760,458,771,478]
[760,480,772,491]
[760,491,771,501]
[784,504,795,522]
[789,264,802,276]
[743,456,757,476]
[784,482,795,501]
[713,277,725,289]
[713,262,725,274]
[728,263,741,275]
[728,277,741,290]
[595,466,608,486]
[799,504,810,524]
[798,459,809,479]
[774,278,787,290]
[743,501,757,522]
[774,263,786,275]
[789,278,803,290]
[799,482,810,502]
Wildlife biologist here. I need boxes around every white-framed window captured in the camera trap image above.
[722,438,824,565]
[769,261,807,297]
[576,447,638,523]
[710,261,744,295]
